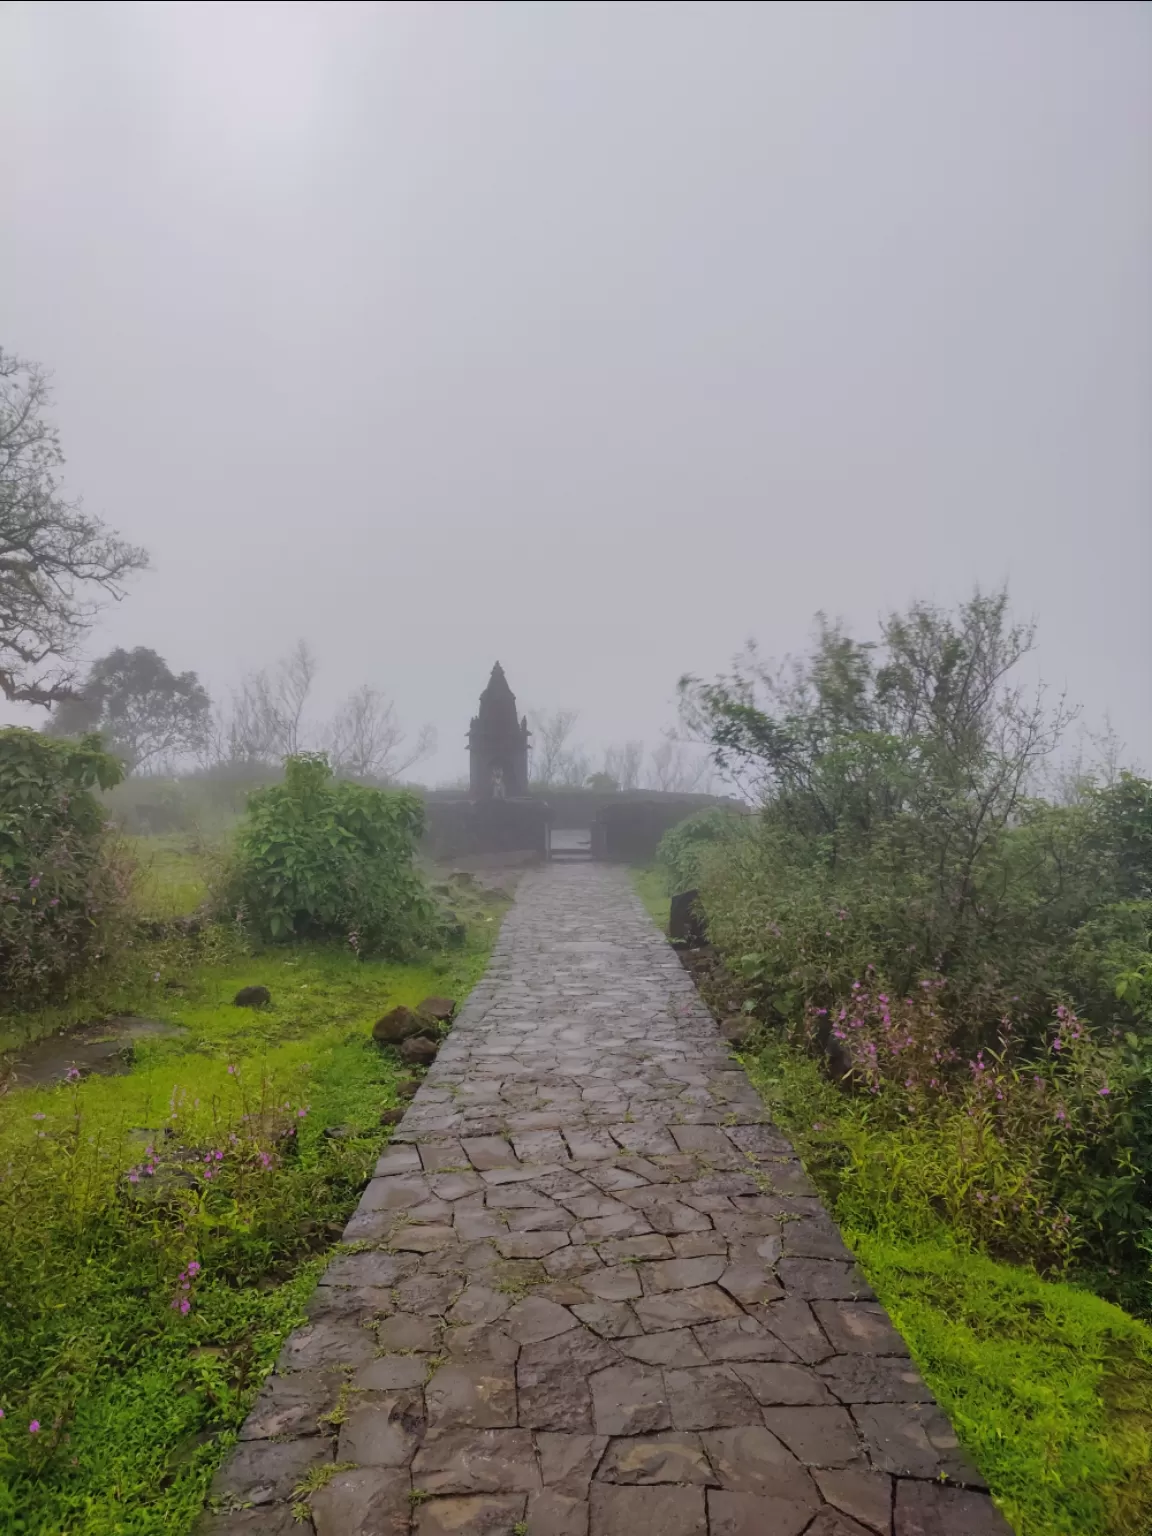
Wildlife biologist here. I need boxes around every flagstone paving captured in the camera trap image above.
[203,864,1014,1536]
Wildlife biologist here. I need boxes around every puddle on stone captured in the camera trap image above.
[3,1016,187,1088]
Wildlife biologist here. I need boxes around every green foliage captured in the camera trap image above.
[655,805,747,893]
[676,592,1152,1304]
[0,923,499,1533]
[0,728,131,1001]
[743,1040,1152,1536]
[224,753,436,953]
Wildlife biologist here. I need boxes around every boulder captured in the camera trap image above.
[400,1036,440,1067]
[233,985,271,1009]
[418,996,458,1023]
[669,890,707,947]
[372,1006,436,1045]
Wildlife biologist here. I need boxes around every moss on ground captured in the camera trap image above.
[0,850,506,1535]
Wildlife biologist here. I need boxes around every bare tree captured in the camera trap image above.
[604,740,644,791]
[646,731,714,793]
[219,640,318,764]
[327,684,436,782]
[0,349,147,704]
[528,708,581,786]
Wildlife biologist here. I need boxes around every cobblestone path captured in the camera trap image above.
[205,865,1013,1536]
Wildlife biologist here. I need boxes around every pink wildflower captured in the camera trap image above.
[29,1421,40,1433]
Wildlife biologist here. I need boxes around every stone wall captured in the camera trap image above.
[422,797,549,861]
[591,797,741,863]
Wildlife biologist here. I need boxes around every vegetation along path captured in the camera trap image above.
[205,863,1014,1536]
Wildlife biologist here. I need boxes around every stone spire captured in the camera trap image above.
[468,663,530,798]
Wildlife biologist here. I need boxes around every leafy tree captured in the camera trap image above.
[48,646,211,772]
[0,350,146,705]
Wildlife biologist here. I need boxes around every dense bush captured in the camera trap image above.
[223,752,437,954]
[0,728,131,1000]
[656,805,747,892]
[677,592,1152,1308]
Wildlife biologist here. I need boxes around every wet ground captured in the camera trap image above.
[2,1016,187,1089]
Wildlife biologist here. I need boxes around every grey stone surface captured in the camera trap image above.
[208,864,1009,1533]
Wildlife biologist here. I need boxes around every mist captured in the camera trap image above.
[0,0,1148,780]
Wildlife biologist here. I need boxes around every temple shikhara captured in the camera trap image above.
[468,662,530,799]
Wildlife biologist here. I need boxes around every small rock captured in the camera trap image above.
[233,985,271,1008]
[379,1107,405,1126]
[397,1078,422,1100]
[372,1005,435,1044]
[401,1035,440,1066]
[418,995,458,1022]
[719,1017,753,1049]
[669,889,707,947]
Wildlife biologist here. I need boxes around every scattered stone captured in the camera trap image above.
[401,1035,440,1066]
[379,1106,405,1126]
[418,995,458,1021]
[373,1005,436,1044]
[397,1077,422,1099]
[232,985,270,1009]
[669,889,707,947]
[719,1016,754,1049]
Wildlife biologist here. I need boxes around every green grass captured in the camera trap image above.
[0,850,506,1535]
[744,1040,1152,1536]
[630,865,671,929]
[124,834,213,921]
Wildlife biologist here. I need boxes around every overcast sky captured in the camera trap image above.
[1,0,1148,781]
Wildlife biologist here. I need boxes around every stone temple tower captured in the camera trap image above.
[468,663,530,799]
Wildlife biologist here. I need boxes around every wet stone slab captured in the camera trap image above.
[202,864,1014,1534]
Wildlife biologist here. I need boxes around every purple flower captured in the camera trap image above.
[227,1065,237,1075]
[32,1113,45,1121]
[29,877,40,890]
[65,1066,81,1083]
[187,1260,201,1276]
[29,1420,40,1434]
[1099,1086,1111,1097]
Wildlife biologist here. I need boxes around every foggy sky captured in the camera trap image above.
[1,0,1148,782]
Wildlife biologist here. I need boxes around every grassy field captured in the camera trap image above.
[0,840,506,1536]
[631,866,1152,1536]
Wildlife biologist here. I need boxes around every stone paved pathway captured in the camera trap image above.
[205,865,1014,1536]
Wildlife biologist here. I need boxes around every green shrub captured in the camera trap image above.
[223,753,436,954]
[0,729,130,1002]
[656,805,748,892]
